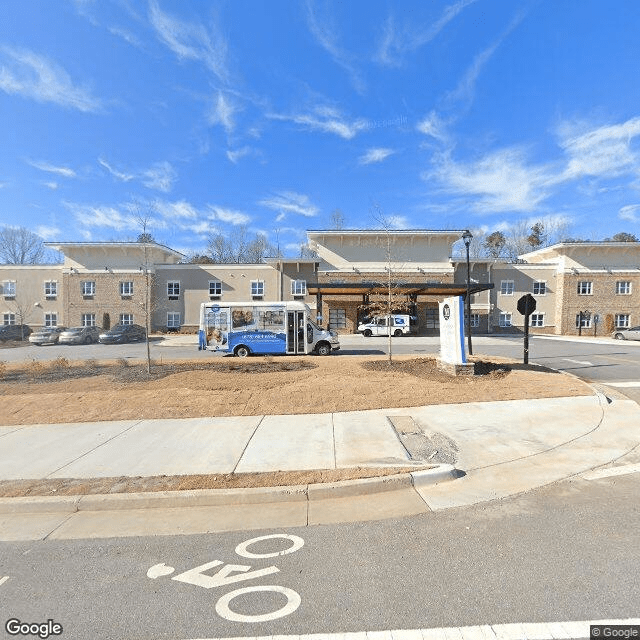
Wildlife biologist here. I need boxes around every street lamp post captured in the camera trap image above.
[462,230,473,356]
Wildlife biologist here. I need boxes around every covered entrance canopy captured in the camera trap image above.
[308,282,493,297]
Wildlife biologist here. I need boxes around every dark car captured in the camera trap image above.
[0,324,32,342]
[98,323,147,344]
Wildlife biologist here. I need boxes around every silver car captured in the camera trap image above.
[29,326,67,345]
[612,326,640,340]
[58,326,101,345]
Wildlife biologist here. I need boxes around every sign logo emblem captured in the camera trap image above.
[442,304,450,321]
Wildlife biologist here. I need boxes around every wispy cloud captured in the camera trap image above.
[43,181,58,190]
[0,46,102,112]
[27,160,77,178]
[416,111,449,143]
[154,199,250,227]
[66,203,137,231]
[36,225,61,240]
[304,0,365,92]
[154,200,198,220]
[432,148,554,213]
[359,148,395,165]
[619,204,640,223]
[558,117,640,180]
[268,105,366,140]
[148,0,229,84]
[142,161,176,192]
[98,158,135,182]
[377,0,477,66]
[446,10,525,108]
[208,206,251,225]
[385,215,411,229]
[208,91,235,132]
[259,191,320,218]
[226,146,254,164]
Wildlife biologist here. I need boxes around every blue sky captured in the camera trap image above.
[1,0,640,258]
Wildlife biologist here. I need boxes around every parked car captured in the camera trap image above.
[99,323,147,344]
[58,326,101,345]
[612,326,640,341]
[28,326,67,345]
[0,324,32,342]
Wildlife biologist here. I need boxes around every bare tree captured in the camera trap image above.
[6,292,36,338]
[329,208,345,229]
[483,231,507,258]
[206,226,278,263]
[0,226,46,264]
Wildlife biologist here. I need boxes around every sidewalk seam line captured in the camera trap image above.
[332,413,337,470]
[41,512,75,541]
[44,420,144,478]
[231,415,264,474]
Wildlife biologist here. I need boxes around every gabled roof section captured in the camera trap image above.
[520,242,640,264]
[45,241,184,264]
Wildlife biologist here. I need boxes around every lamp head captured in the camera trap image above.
[462,230,473,247]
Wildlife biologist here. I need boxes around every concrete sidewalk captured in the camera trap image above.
[1,387,639,541]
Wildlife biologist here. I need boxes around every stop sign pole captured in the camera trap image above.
[517,294,537,364]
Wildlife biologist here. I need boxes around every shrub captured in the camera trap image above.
[0,361,6,380]
[26,359,46,380]
[50,356,70,370]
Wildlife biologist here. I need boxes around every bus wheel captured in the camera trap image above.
[363,329,372,337]
[316,342,331,356]
[393,329,402,337]
[234,345,250,357]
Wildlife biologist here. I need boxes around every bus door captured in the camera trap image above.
[287,310,306,354]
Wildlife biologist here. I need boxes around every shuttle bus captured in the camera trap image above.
[198,301,340,357]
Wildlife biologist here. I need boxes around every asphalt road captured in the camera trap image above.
[1,470,639,639]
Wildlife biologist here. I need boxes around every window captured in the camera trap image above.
[291,280,307,296]
[469,313,480,328]
[81,313,95,327]
[616,281,632,295]
[2,281,16,298]
[251,280,264,297]
[167,312,181,328]
[499,312,512,327]
[209,280,222,297]
[3,313,16,325]
[167,281,180,299]
[500,280,514,295]
[615,314,630,328]
[329,308,347,330]
[44,281,57,299]
[44,313,58,327]
[533,281,546,295]
[577,281,592,295]
[81,281,96,297]
[120,314,133,325]
[425,307,440,329]
[575,313,592,328]
[120,281,134,297]
[530,313,544,327]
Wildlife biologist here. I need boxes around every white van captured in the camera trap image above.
[199,301,340,357]
[357,314,413,337]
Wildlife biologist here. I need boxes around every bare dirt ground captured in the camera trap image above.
[0,354,591,497]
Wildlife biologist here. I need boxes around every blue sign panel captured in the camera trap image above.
[228,330,287,355]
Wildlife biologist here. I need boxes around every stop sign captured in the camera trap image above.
[517,293,537,316]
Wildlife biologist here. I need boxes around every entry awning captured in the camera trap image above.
[307,281,494,297]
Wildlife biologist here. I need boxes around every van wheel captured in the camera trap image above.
[614,333,625,340]
[363,329,372,337]
[316,342,331,356]
[393,329,402,337]
[234,345,250,357]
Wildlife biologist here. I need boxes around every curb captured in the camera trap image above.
[0,464,458,515]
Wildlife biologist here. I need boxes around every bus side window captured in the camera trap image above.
[307,324,313,343]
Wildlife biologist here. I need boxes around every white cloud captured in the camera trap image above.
[268,105,366,140]
[417,111,449,143]
[0,46,102,112]
[559,117,640,180]
[148,0,229,84]
[66,203,136,230]
[432,148,553,212]
[209,91,235,132]
[359,148,395,165]
[226,146,253,164]
[259,191,319,217]
[385,215,410,229]
[155,199,198,220]
[27,160,76,178]
[377,0,477,66]
[43,182,58,190]
[619,204,640,223]
[142,161,176,192]
[208,206,251,225]
[304,0,364,92]
[188,220,219,235]
[98,158,135,182]
[36,225,61,240]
